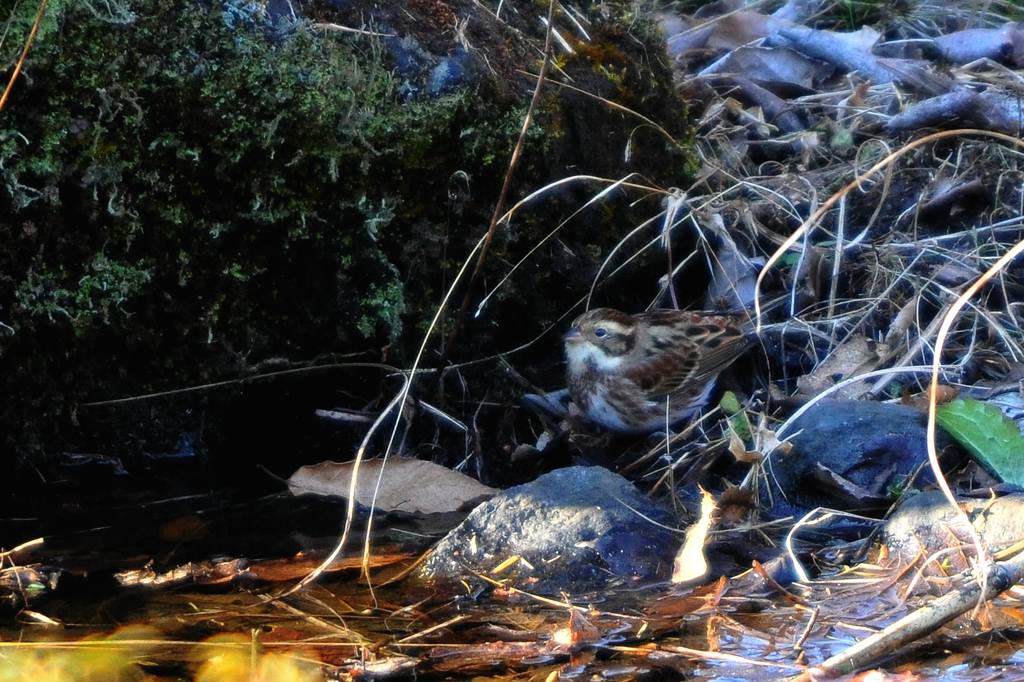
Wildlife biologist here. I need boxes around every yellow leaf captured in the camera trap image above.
[672,488,717,585]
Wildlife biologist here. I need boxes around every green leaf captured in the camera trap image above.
[719,390,742,415]
[936,398,1024,485]
[719,391,751,440]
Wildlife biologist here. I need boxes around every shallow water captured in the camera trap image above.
[3,488,1024,680]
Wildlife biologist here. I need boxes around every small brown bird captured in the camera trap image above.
[564,308,752,433]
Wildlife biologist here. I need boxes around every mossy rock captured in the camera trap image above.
[0,0,694,480]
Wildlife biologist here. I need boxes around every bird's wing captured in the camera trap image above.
[623,311,750,400]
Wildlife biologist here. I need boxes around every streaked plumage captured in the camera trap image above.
[564,308,751,433]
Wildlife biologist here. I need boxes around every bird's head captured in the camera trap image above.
[564,308,637,372]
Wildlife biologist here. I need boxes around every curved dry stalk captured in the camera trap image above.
[784,508,880,584]
[283,382,407,597]
[0,0,48,114]
[822,251,928,374]
[687,160,807,228]
[276,232,487,601]
[0,537,43,560]
[826,195,846,322]
[799,548,1024,680]
[292,0,558,600]
[586,207,668,308]
[661,191,688,308]
[851,138,894,235]
[924,237,1024,614]
[775,365,953,441]
[742,364,955,492]
[931,278,1024,361]
[79,361,394,407]
[868,299,956,397]
[523,73,683,149]
[886,214,1024,251]
[649,247,701,310]
[900,545,968,601]
[753,128,1024,328]
[751,131,1024,673]
[359,233,490,594]
[443,0,556,358]
[753,130,1024,614]
[478,173,662,316]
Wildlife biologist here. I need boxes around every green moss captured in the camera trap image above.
[357,279,405,340]
[0,0,696,462]
[15,255,151,332]
[0,0,485,455]
[0,0,453,350]
[460,104,548,170]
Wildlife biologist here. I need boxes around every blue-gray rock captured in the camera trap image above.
[418,466,677,593]
[429,48,474,97]
[762,400,958,519]
[381,35,479,100]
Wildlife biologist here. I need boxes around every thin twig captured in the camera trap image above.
[754,129,1024,329]
[798,549,1024,679]
[0,0,48,114]
[924,238,1024,615]
[441,0,557,362]
[80,362,394,407]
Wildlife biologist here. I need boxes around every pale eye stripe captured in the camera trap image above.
[597,321,631,334]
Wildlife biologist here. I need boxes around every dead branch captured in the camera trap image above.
[796,548,1024,679]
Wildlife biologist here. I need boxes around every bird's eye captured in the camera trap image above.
[594,327,608,339]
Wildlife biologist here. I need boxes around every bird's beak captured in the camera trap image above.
[563,327,581,343]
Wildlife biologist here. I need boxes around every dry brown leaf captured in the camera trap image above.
[287,457,496,514]
[717,485,755,526]
[900,384,959,409]
[796,334,883,399]
[848,81,870,107]
[728,429,762,464]
[552,609,601,646]
[704,12,789,50]
[662,10,788,54]
[755,420,793,459]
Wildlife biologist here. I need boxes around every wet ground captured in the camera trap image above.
[4,483,1024,681]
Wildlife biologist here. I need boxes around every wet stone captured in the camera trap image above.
[883,490,1024,562]
[418,466,677,594]
[762,400,957,519]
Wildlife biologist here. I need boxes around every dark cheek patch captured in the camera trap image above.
[605,333,635,355]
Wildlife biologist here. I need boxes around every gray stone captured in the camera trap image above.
[418,466,677,593]
[883,490,1024,561]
